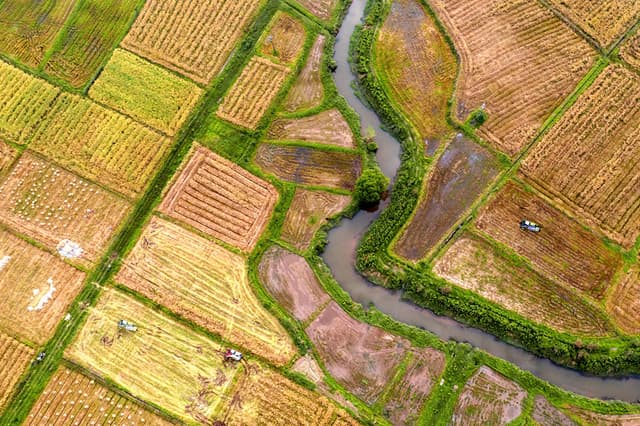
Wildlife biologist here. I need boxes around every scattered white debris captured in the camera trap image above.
[57,240,83,258]
[440,378,444,386]
[32,288,40,296]
[28,278,56,311]
[0,255,11,270]
[64,313,72,321]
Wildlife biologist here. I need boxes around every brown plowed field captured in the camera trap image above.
[258,246,330,321]
[217,57,290,129]
[430,0,595,156]
[255,143,361,190]
[121,0,262,84]
[476,181,622,299]
[384,349,446,425]
[532,396,576,426]
[159,146,278,251]
[283,35,326,112]
[621,32,640,70]
[452,366,527,426]
[281,188,351,250]
[26,367,177,425]
[434,235,612,336]
[0,229,85,344]
[521,65,640,248]
[374,0,456,141]
[0,153,131,264]
[116,217,296,365]
[296,0,338,20]
[268,109,356,148]
[569,406,640,425]
[259,13,306,66]
[607,267,640,335]
[547,0,640,47]
[306,301,409,403]
[0,333,33,410]
[0,142,17,174]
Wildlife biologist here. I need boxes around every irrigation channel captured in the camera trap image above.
[323,0,640,402]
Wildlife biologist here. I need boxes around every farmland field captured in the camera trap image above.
[28,93,171,198]
[475,181,622,299]
[217,56,290,129]
[25,367,176,425]
[116,217,295,365]
[283,35,326,112]
[0,142,17,174]
[0,62,60,145]
[531,396,575,426]
[0,0,77,67]
[159,146,278,251]
[89,49,203,136]
[280,188,351,250]
[268,109,356,148]
[521,65,640,248]
[547,0,640,46]
[259,12,306,66]
[452,366,527,426]
[255,143,361,190]
[0,229,85,344]
[66,289,243,424]
[0,333,33,410]
[374,0,456,141]
[621,31,640,70]
[296,0,338,21]
[569,406,640,425]
[43,0,141,88]
[258,246,330,321]
[121,0,262,84]
[430,0,596,156]
[0,153,131,263]
[434,235,613,336]
[607,267,640,335]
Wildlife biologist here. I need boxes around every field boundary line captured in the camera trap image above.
[537,0,603,54]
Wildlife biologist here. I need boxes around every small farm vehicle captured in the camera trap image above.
[224,349,243,362]
[118,319,138,332]
[519,220,541,233]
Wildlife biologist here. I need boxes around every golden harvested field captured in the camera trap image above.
[159,146,278,251]
[0,153,131,264]
[217,56,290,129]
[258,246,330,321]
[28,93,171,199]
[121,0,262,84]
[89,49,203,136]
[621,31,640,70]
[0,141,17,174]
[452,366,527,426]
[281,188,351,251]
[283,35,326,112]
[116,217,295,365]
[0,333,33,410]
[521,65,640,248]
[296,0,338,20]
[0,61,60,145]
[25,367,177,426]
[0,0,77,67]
[430,0,595,156]
[547,0,640,47]
[66,289,243,424]
[268,109,356,148]
[434,235,613,336]
[532,396,575,426]
[0,229,85,344]
[255,143,361,190]
[259,12,306,66]
[607,267,640,335]
[475,181,622,299]
[374,0,456,141]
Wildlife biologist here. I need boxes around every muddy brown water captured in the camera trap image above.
[323,0,640,402]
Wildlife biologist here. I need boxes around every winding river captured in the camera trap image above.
[323,0,640,402]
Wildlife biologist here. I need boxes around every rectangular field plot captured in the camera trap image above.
[296,0,338,21]
[547,0,640,47]
[0,333,33,410]
[621,32,640,70]
[430,0,595,156]
[0,142,18,174]
[0,153,131,263]
[532,396,576,426]
[255,143,361,190]
[607,267,640,335]
[89,49,203,136]
[121,0,262,84]
[0,61,59,145]
[25,367,176,426]
[434,235,613,336]
[28,93,171,198]
[217,57,290,130]
[475,181,622,299]
[283,35,326,112]
[116,217,295,365]
[66,289,242,424]
[43,0,141,88]
[267,109,356,149]
[259,12,306,66]
[521,65,640,248]
[0,229,85,344]
[159,146,278,251]
[0,0,77,67]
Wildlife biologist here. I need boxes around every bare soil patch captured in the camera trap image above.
[532,396,576,426]
[568,406,640,425]
[292,355,325,386]
[283,35,326,112]
[259,12,307,66]
[0,333,33,410]
[296,0,338,20]
[607,266,640,335]
[268,109,356,148]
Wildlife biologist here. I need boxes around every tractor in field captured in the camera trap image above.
[519,219,541,233]
[118,319,138,332]
[224,349,243,362]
